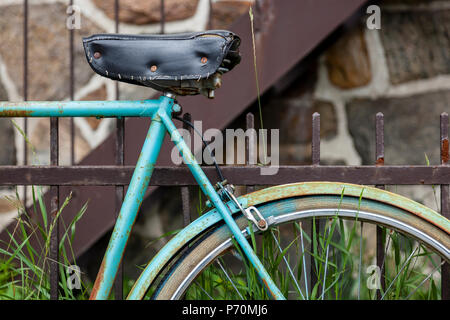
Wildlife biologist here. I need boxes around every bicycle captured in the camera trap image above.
[0,30,449,300]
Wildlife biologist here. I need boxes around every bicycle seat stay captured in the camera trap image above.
[83,30,241,98]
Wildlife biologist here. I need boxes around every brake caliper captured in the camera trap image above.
[216,180,268,231]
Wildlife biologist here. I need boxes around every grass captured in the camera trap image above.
[249,6,267,166]
[182,188,443,300]
[184,221,441,300]
[0,186,90,299]
[0,119,90,300]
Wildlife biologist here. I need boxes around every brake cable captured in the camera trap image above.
[173,115,268,231]
[173,115,225,182]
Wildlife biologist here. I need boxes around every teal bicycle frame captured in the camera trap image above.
[0,94,285,300]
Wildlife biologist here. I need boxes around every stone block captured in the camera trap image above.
[380,9,450,84]
[93,0,199,25]
[325,26,371,89]
[211,0,252,29]
[0,4,104,101]
[346,90,450,165]
[0,81,16,167]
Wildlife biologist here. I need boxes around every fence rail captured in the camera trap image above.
[1,165,450,186]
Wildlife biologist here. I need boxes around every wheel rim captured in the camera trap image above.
[152,196,450,300]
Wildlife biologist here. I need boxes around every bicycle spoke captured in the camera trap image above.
[216,260,244,300]
[358,222,364,300]
[381,246,418,300]
[271,231,305,300]
[194,281,214,300]
[407,245,421,279]
[381,231,392,272]
[322,271,344,298]
[152,193,449,301]
[404,261,445,300]
[321,224,331,300]
[298,222,309,299]
[378,230,392,297]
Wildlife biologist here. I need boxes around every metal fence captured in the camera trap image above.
[0,0,448,300]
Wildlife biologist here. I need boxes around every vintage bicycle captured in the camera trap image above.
[0,30,448,300]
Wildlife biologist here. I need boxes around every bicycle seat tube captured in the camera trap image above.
[0,95,285,300]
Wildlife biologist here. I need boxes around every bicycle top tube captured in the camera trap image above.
[0,93,285,299]
[0,95,180,118]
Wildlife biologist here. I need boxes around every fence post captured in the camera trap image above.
[112,0,125,300]
[50,118,59,300]
[310,112,321,297]
[22,0,29,214]
[160,0,165,34]
[181,113,192,227]
[375,112,386,299]
[440,112,449,300]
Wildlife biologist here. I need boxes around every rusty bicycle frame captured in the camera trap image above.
[0,94,286,299]
[1,97,449,300]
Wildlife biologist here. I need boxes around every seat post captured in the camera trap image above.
[163,91,177,99]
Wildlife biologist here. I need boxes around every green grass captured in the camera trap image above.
[182,188,442,300]
[0,119,91,300]
[183,218,441,300]
[0,186,90,299]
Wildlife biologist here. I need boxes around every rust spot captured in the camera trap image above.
[258,220,266,229]
[442,138,449,164]
[201,57,208,64]
[376,157,384,166]
[94,52,102,59]
[150,65,158,72]
[262,278,276,299]
[89,259,106,299]
[0,109,33,117]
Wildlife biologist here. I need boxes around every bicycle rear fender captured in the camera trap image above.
[127,181,450,299]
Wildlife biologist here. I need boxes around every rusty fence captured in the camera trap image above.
[0,0,448,300]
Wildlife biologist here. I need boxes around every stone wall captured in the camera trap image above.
[0,0,449,281]
[0,0,252,230]
[256,0,450,212]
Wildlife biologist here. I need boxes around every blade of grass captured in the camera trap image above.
[249,6,267,164]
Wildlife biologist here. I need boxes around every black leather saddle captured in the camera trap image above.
[83,30,241,98]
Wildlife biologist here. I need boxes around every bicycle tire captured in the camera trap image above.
[127,182,450,300]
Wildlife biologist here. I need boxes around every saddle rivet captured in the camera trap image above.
[201,57,208,64]
[93,52,101,59]
[150,65,158,72]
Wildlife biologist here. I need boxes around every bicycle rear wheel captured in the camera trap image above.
[129,183,450,300]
